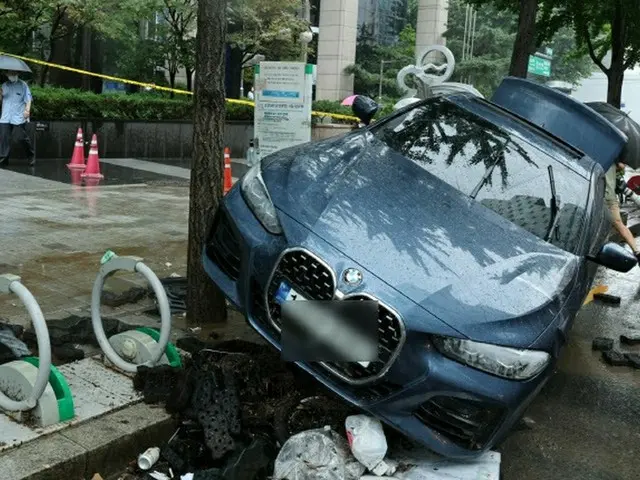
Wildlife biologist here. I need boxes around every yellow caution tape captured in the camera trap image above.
[0,52,359,122]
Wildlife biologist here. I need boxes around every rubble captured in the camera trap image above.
[52,344,85,362]
[0,322,30,362]
[130,340,356,479]
[625,353,640,369]
[620,333,640,345]
[592,337,614,352]
[101,286,148,308]
[602,350,629,366]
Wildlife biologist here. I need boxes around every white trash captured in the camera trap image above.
[345,415,388,471]
[273,426,366,480]
[138,447,161,470]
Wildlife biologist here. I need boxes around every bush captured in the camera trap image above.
[30,87,357,123]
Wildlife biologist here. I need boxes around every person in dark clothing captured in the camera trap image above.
[0,70,35,167]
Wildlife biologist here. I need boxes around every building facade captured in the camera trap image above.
[316,0,449,101]
[358,0,408,46]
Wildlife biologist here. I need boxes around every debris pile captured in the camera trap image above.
[129,340,355,479]
[0,321,30,363]
[592,335,640,369]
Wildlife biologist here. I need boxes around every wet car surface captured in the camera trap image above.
[202,89,636,458]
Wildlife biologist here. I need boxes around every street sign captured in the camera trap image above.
[254,62,313,160]
[528,55,551,77]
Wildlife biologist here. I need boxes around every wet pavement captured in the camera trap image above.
[499,265,640,479]
[0,164,639,479]
[0,156,247,187]
[1,158,189,186]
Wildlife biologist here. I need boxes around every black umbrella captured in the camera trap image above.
[586,101,640,169]
[0,54,32,73]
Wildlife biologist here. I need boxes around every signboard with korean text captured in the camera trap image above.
[254,62,313,160]
[528,55,551,77]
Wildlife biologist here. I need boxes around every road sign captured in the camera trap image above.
[528,55,551,77]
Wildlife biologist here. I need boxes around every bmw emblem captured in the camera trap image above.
[343,268,363,286]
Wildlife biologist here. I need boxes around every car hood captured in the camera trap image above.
[261,132,580,346]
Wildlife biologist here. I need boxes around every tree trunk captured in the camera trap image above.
[81,26,92,91]
[509,0,538,77]
[186,68,194,91]
[187,0,228,325]
[169,69,177,98]
[607,0,625,108]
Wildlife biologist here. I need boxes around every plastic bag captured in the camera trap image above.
[345,415,388,471]
[273,426,366,480]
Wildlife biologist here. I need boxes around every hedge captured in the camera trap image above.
[29,87,366,123]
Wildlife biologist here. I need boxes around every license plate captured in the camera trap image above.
[275,281,371,368]
[274,281,308,304]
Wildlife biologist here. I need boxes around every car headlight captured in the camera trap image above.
[432,336,551,380]
[240,163,283,235]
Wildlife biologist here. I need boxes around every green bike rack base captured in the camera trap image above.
[136,327,182,368]
[22,357,75,422]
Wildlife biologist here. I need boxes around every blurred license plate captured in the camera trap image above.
[275,281,371,368]
[275,281,307,304]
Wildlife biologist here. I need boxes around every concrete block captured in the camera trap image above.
[0,433,87,480]
[60,403,175,479]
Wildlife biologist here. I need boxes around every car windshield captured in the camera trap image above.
[369,97,589,254]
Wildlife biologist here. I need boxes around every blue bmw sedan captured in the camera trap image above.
[203,86,636,458]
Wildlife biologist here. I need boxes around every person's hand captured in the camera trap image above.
[23,109,29,119]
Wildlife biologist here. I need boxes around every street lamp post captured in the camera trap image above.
[300,0,312,63]
[378,60,394,100]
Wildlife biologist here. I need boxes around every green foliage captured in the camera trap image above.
[445,0,593,96]
[349,0,593,101]
[347,24,417,98]
[29,87,353,122]
[227,0,306,63]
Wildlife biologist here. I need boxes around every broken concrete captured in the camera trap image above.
[602,350,630,366]
[591,337,614,352]
[101,286,148,308]
[620,333,640,346]
[625,353,640,369]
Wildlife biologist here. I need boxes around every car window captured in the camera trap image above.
[370,98,589,253]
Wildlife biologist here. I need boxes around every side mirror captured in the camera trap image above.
[587,242,637,272]
[352,95,379,126]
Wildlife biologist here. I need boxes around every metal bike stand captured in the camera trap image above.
[91,252,177,373]
[0,274,69,426]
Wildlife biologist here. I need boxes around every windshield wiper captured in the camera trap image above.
[470,152,503,199]
[545,165,561,242]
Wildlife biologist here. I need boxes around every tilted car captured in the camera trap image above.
[203,78,636,458]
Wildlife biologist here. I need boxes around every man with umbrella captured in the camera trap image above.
[0,55,35,167]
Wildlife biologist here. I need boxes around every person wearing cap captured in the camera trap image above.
[605,162,640,262]
[0,70,35,167]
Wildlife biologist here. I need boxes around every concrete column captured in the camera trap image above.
[415,0,449,60]
[316,0,358,101]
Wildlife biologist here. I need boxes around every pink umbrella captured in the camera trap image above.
[341,95,358,106]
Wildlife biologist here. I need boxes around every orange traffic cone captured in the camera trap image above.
[224,147,233,194]
[67,128,86,170]
[82,134,104,179]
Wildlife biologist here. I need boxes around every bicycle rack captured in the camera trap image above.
[0,275,74,427]
[91,251,181,373]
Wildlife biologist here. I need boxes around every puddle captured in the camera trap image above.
[1,158,189,186]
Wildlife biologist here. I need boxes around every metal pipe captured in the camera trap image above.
[0,276,51,412]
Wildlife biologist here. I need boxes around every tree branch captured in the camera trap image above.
[583,25,608,73]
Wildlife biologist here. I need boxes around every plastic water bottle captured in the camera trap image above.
[246,140,257,167]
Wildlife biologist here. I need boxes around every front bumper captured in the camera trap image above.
[202,188,554,458]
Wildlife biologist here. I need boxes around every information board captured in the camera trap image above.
[254,62,313,160]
